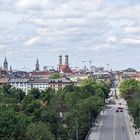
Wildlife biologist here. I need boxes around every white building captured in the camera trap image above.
[28,78,49,91]
[9,78,49,94]
[9,79,29,94]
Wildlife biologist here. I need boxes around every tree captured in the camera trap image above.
[50,73,62,79]
[119,79,140,97]
[127,92,140,128]
[28,88,41,99]
[2,84,13,96]
[14,89,25,103]
[120,80,140,128]
[25,122,55,140]
[0,109,30,140]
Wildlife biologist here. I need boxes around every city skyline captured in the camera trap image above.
[0,0,140,70]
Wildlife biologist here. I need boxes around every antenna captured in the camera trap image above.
[89,59,92,75]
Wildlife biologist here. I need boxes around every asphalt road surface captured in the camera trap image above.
[98,105,130,140]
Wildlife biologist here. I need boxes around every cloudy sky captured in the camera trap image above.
[0,0,140,71]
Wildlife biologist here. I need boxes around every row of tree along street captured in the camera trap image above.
[0,79,111,140]
[119,79,140,129]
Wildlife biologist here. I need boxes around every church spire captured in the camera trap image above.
[35,58,40,71]
[3,57,8,71]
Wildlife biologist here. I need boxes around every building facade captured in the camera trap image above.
[9,79,29,94]
[28,78,49,91]
[48,78,72,91]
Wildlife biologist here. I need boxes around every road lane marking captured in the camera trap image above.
[107,108,113,140]
[113,107,116,140]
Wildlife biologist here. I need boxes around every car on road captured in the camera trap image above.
[116,109,119,112]
[120,109,123,112]
[118,107,123,110]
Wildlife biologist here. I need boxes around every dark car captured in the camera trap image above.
[116,109,119,112]
[120,109,123,112]
[118,107,123,110]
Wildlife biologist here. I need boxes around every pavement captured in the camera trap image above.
[87,98,140,140]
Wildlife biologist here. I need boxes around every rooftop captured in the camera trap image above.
[9,78,29,83]
[0,78,9,84]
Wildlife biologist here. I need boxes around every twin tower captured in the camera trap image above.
[35,55,69,72]
[59,55,69,66]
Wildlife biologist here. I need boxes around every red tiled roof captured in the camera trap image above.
[31,72,52,76]
[0,78,9,84]
[61,65,72,73]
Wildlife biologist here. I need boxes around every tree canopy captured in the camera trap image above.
[0,79,111,140]
[119,79,140,128]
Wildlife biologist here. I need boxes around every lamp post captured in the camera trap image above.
[106,64,109,71]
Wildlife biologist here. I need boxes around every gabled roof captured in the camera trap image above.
[124,68,136,72]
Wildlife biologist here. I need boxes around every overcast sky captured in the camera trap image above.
[0,0,140,71]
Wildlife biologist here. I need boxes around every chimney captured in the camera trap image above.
[65,55,69,65]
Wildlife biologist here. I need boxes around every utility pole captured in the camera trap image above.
[89,60,92,76]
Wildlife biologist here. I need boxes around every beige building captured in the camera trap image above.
[135,72,140,81]
[48,78,72,91]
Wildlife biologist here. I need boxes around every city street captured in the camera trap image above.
[88,101,130,140]
[98,105,129,140]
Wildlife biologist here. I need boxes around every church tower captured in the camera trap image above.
[35,58,40,71]
[3,57,8,71]
[65,55,69,65]
[10,66,12,72]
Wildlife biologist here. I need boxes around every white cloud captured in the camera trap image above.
[16,0,49,9]
[0,44,7,49]
[25,36,41,46]
[106,36,117,43]
[122,37,140,45]
[121,25,140,33]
